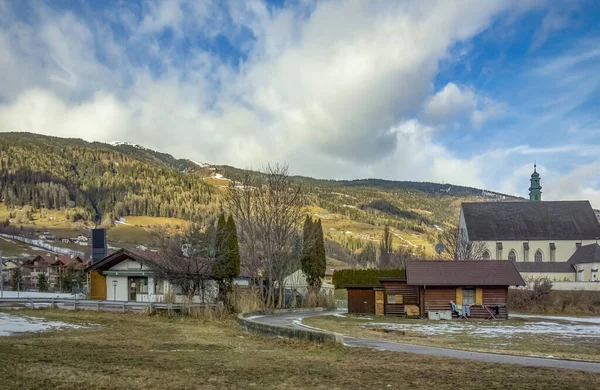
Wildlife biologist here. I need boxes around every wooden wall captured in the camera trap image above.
[347,288,375,315]
[382,281,418,316]
[423,287,455,314]
[422,286,509,320]
[90,270,107,300]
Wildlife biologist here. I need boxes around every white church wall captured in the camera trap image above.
[480,240,597,262]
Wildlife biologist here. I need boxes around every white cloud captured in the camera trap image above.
[421,83,504,128]
[0,0,597,207]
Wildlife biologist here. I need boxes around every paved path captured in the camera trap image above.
[252,310,600,373]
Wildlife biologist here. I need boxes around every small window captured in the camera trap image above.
[592,270,598,282]
[387,295,396,304]
[534,250,543,263]
[463,289,475,306]
[508,250,517,262]
[482,250,490,260]
[576,242,582,249]
[155,279,165,295]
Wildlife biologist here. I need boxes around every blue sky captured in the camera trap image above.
[0,0,599,206]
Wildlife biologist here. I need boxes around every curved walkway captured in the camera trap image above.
[251,310,600,373]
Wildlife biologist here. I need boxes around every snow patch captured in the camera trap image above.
[363,319,600,339]
[191,160,210,168]
[0,313,86,336]
[511,314,600,325]
[109,141,148,150]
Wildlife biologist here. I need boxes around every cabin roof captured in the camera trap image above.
[405,260,525,286]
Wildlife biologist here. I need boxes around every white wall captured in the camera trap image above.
[110,260,151,271]
[550,281,600,291]
[519,272,576,282]
[106,276,128,301]
[575,263,600,282]
[479,240,597,262]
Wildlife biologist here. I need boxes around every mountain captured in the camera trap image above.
[0,132,521,261]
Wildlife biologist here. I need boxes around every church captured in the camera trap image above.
[458,165,600,283]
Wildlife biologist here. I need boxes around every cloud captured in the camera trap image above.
[421,83,504,129]
[0,0,598,207]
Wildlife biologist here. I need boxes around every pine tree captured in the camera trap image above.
[37,272,49,292]
[213,213,240,309]
[301,216,326,293]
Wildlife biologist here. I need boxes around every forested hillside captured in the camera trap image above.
[0,133,214,223]
[0,132,521,260]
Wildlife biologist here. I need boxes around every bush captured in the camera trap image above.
[332,268,405,289]
[509,277,600,314]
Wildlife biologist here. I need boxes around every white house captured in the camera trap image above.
[283,269,334,297]
[86,249,218,303]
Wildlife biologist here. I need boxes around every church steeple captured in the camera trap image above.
[529,163,542,201]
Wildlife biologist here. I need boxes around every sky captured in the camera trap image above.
[0,0,599,206]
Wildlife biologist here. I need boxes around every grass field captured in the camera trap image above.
[0,237,47,257]
[0,310,598,389]
[303,315,600,362]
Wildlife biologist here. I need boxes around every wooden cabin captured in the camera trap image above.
[347,261,525,319]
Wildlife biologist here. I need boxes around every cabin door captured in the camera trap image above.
[375,290,384,316]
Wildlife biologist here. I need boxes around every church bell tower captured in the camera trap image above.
[529,164,542,201]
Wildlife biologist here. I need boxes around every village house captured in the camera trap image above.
[22,253,86,289]
[347,260,525,319]
[458,165,600,284]
[283,268,335,298]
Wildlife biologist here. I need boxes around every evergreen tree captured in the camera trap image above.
[11,267,22,290]
[213,213,240,309]
[37,272,49,292]
[301,216,326,293]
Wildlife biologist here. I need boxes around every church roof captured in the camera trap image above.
[568,243,600,265]
[462,201,600,241]
[514,262,574,273]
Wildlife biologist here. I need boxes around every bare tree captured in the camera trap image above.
[439,226,488,261]
[151,224,213,302]
[226,164,305,308]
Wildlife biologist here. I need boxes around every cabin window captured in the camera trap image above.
[534,250,543,263]
[387,295,396,304]
[482,250,490,260]
[592,270,598,282]
[508,250,517,262]
[463,289,475,306]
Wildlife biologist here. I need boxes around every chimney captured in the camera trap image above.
[91,228,107,264]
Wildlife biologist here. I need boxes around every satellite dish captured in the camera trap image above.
[435,243,446,255]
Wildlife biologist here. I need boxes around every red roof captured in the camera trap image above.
[405,260,525,286]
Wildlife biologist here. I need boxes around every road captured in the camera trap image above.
[251,309,600,373]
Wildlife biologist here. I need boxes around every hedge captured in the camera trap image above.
[332,269,405,289]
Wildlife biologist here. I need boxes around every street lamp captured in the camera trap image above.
[112,280,118,301]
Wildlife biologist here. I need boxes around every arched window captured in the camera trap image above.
[482,250,490,260]
[534,250,543,263]
[508,250,517,262]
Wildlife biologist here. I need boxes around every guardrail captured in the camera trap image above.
[0,297,215,313]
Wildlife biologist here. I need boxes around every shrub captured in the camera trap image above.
[332,268,405,289]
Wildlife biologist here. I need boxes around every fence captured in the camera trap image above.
[0,297,216,313]
[335,299,348,309]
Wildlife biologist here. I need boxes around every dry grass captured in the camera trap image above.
[304,315,600,362]
[0,309,599,389]
[510,289,600,315]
